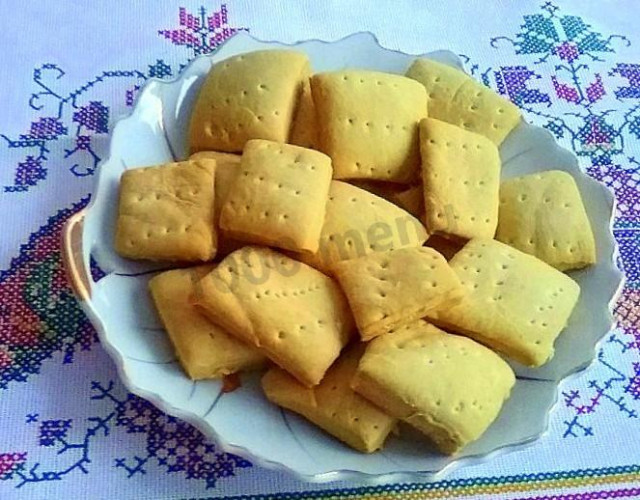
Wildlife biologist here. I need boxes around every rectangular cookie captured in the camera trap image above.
[311,70,428,182]
[352,320,515,454]
[496,170,596,271]
[300,181,429,273]
[149,266,265,379]
[192,246,355,386]
[406,58,521,145]
[219,140,333,253]
[189,50,310,153]
[428,239,581,366]
[420,118,501,240]
[261,346,397,453]
[332,247,463,340]
[115,160,216,262]
[190,151,245,256]
[289,76,318,149]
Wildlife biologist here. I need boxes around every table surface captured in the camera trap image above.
[1,1,639,499]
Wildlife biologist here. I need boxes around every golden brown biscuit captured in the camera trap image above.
[261,346,397,453]
[115,160,216,262]
[300,181,429,273]
[311,70,428,182]
[332,247,463,340]
[406,58,521,145]
[428,239,581,366]
[352,320,515,454]
[193,246,355,386]
[420,118,501,241]
[149,266,265,379]
[219,140,332,253]
[496,170,596,271]
[189,50,310,153]
[189,151,248,257]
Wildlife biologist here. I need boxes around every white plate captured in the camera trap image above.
[77,32,624,482]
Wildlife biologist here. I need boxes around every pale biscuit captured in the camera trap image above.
[261,346,397,453]
[388,184,424,221]
[428,239,581,366]
[406,58,521,145]
[115,160,216,262]
[190,151,245,256]
[149,266,265,380]
[352,320,515,454]
[496,170,596,271]
[189,50,310,153]
[347,180,406,203]
[193,246,355,387]
[311,70,428,182]
[405,58,468,119]
[219,140,332,253]
[289,76,318,149]
[332,247,463,340]
[189,151,241,221]
[300,181,429,273]
[420,118,500,241]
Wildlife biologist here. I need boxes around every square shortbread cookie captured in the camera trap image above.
[420,118,501,241]
[190,151,246,256]
[289,76,318,149]
[115,160,216,262]
[149,266,265,379]
[189,50,310,153]
[219,140,332,253]
[428,239,581,366]
[496,170,596,271]
[262,346,397,453]
[352,320,515,454]
[406,58,521,145]
[332,247,463,340]
[192,246,355,387]
[311,70,428,183]
[300,181,429,273]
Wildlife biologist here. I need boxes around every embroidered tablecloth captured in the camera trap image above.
[1,1,639,498]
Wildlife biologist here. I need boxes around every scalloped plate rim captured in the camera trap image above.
[75,31,625,483]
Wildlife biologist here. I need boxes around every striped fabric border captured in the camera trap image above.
[195,465,640,500]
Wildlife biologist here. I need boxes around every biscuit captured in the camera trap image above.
[300,181,429,273]
[420,118,500,240]
[289,76,318,149]
[496,170,596,271]
[189,50,310,153]
[347,180,406,203]
[311,70,428,182]
[261,346,397,453]
[406,58,521,145]
[190,151,245,256]
[115,160,216,262]
[428,239,580,366]
[219,140,332,253]
[352,320,515,454]
[193,246,355,386]
[332,247,463,340]
[149,266,265,379]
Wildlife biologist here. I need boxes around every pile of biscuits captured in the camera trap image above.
[114,49,597,455]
